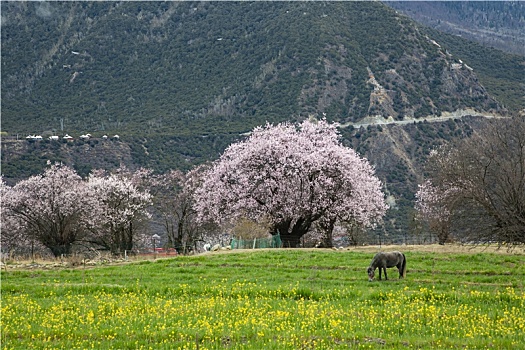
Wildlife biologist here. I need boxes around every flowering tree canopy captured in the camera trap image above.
[2,163,98,256]
[415,117,525,245]
[88,167,152,254]
[194,119,388,247]
[2,164,153,257]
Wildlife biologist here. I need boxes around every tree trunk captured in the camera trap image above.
[178,218,186,254]
[125,221,134,251]
[165,217,177,248]
[274,220,292,247]
[279,233,302,248]
[111,223,134,255]
[49,243,72,257]
[274,217,313,248]
[437,224,449,245]
[43,229,74,257]
[319,219,335,248]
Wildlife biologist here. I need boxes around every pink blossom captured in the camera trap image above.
[2,163,99,256]
[194,119,388,246]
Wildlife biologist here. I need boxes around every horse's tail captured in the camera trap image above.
[401,253,407,278]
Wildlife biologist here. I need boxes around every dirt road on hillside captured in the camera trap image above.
[340,109,507,129]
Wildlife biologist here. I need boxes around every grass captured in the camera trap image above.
[1,245,525,349]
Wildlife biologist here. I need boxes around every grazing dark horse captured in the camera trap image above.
[367,251,406,281]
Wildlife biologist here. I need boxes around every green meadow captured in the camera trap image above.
[2,247,524,349]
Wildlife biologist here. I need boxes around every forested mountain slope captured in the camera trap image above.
[2,0,518,139]
[386,1,525,56]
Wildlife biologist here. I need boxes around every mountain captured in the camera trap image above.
[2,0,520,139]
[386,1,525,57]
[2,1,524,237]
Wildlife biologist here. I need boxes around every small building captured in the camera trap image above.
[63,134,73,141]
[26,135,43,141]
[49,136,59,141]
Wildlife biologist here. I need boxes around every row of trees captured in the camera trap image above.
[1,164,153,257]
[1,119,388,257]
[1,163,215,258]
[3,117,523,258]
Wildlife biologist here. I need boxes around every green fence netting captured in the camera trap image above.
[230,234,282,249]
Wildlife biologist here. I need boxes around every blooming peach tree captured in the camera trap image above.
[194,119,388,247]
[87,167,152,254]
[2,164,153,257]
[2,163,99,257]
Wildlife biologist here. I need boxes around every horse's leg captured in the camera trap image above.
[384,267,388,280]
[378,267,382,280]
